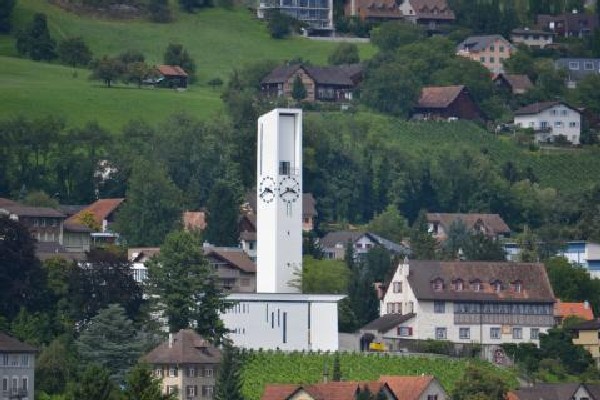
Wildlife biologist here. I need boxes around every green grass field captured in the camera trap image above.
[0,55,223,130]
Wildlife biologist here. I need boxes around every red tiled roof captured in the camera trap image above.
[157,64,188,77]
[379,375,435,400]
[554,300,594,320]
[67,198,124,226]
[417,85,465,109]
[143,329,220,364]
[205,247,256,273]
[427,213,511,236]
[494,74,534,92]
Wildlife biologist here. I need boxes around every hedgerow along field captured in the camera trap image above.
[240,350,519,400]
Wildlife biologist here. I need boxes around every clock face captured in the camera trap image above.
[279,176,300,204]
[258,176,277,203]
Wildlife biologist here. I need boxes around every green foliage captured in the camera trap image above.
[179,0,213,12]
[545,257,600,314]
[291,74,307,101]
[292,256,350,294]
[452,364,508,400]
[441,220,505,261]
[573,74,600,115]
[58,37,93,68]
[0,0,16,33]
[328,43,360,65]
[124,362,170,400]
[36,336,77,395]
[370,22,424,52]
[361,63,419,117]
[163,43,196,80]
[266,10,293,39]
[214,343,244,400]
[148,0,172,22]
[363,247,393,283]
[205,179,240,246]
[0,216,47,320]
[332,352,341,382]
[16,13,57,61]
[70,364,119,400]
[409,210,436,260]
[77,304,146,383]
[91,55,125,87]
[116,157,183,246]
[368,204,408,244]
[240,352,518,400]
[347,262,379,330]
[22,190,59,208]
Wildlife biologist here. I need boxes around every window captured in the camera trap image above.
[432,279,444,291]
[168,366,178,377]
[395,303,402,314]
[187,367,196,378]
[459,328,470,340]
[569,61,580,70]
[489,57,495,63]
[554,121,563,128]
[398,327,413,337]
[561,109,568,116]
[490,327,501,339]
[513,327,523,339]
[21,355,28,367]
[471,281,482,292]
[569,122,578,128]
[202,385,214,398]
[187,385,198,397]
[428,395,438,400]
[12,378,17,392]
[41,218,46,227]
[513,281,522,293]
[21,377,27,391]
[493,281,502,293]
[205,368,213,378]
[2,378,7,391]
[480,57,485,63]
[490,45,495,51]
[530,328,540,340]
[454,280,464,291]
[33,218,39,227]
[155,368,163,377]
[279,161,290,175]
[51,218,57,227]
[167,385,178,395]
[551,109,557,115]
[434,301,445,313]
[435,327,447,340]
[393,281,402,293]
[11,356,18,366]
[584,61,594,70]
[387,303,394,314]
[499,46,505,52]
[541,121,548,128]
[1,354,7,365]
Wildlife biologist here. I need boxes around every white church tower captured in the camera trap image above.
[256,109,303,294]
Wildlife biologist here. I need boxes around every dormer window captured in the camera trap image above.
[513,281,522,293]
[492,280,503,293]
[471,280,482,292]
[454,279,464,291]
[432,278,444,291]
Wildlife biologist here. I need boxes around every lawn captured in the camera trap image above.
[0,56,223,130]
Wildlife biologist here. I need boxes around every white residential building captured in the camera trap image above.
[362,260,555,361]
[514,101,581,144]
[0,333,37,400]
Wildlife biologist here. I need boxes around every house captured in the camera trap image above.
[344,0,403,22]
[412,85,485,122]
[511,28,554,48]
[399,0,455,32]
[261,375,447,400]
[555,58,600,88]
[457,35,513,74]
[238,213,257,261]
[183,211,206,232]
[571,320,600,367]
[509,383,600,400]
[426,213,511,242]
[320,231,409,260]
[143,329,221,400]
[364,259,555,360]
[62,221,92,255]
[243,192,317,232]
[554,300,594,326]
[66,198,124,245]
[257,0,333,34]
[493,73,534,95]
[128,247,161,283]
[557,241,600,278]
[157,65,188,89]
[261,64,363,103]
[537,12,599,38]
[0,332,37,400]
[513,101,581,144]
[203,245,257,293]
[0,202,66,244]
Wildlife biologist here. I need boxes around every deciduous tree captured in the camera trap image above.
[124,362,170,400]
[58,37,93,68]
[328,42,360,65]
[15,13,57,61]
[204,179,240,247]
[163,43,196,80]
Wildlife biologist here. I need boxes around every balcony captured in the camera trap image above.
[2,389,28,399]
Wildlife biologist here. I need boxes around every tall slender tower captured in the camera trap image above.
[256,109,303,293]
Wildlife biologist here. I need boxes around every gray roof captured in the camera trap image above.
[143,329,221,365]
[405,260,555,303]
[262,64,363,86]
[361,313,416,333]
[570,318,600,331]
[514,101,579,116]
[2,205,65,218]
[320,231,366,248]
[0,333,37,353]
[58,204,87,217]
[511,383,583,400]
[457,35,508,52]
[64,221,93,233]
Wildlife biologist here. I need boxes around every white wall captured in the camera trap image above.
[514,104,581,144]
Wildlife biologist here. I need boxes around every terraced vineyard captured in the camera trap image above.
[240,351,519,400]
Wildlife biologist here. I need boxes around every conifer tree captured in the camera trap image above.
[292,75,307,101]
[332,352,342,382]
[204,179,240,247]
[214,342,244,400]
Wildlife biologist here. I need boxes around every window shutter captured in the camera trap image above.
[408,327,413,336]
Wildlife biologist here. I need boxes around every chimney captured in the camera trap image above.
[168,333,174,348]
[402,256,410,277]
[584,300,590,309]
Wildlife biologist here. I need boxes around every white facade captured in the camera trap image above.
[514,103,581,144]
[221,293,343,351]
[557,241,600,279]
[257,109,303,294]
[377,262,553,355]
